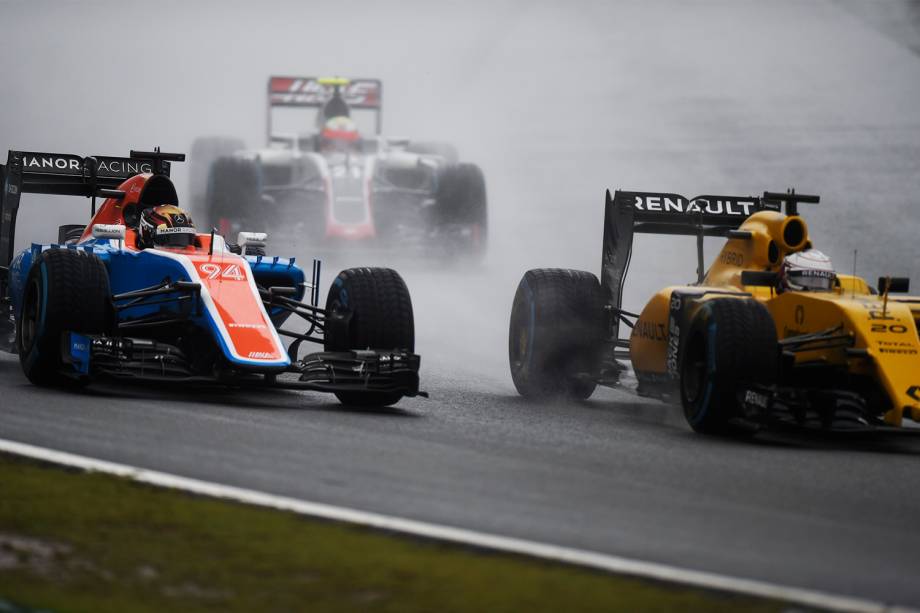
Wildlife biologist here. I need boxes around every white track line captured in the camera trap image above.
[0,438,908,613]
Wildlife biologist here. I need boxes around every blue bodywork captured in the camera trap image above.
[8,238,307,370]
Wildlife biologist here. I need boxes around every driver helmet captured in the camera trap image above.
[138,205,197,249]
[780,249,837,292]
[320,116,360,153]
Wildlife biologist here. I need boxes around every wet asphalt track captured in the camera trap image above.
[3,0,920,607]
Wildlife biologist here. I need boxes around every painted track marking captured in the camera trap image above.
[0,438,910,613]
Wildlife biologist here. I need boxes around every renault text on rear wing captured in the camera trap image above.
[614,191,765,228]
[599,188,819,340]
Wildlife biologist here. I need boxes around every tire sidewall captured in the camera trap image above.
[680,304,719,430]
[16,261,50,378]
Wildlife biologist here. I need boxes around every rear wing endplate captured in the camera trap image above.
[0,149,182,275]
[600,189,819,343]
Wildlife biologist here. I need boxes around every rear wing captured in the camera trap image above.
[0,149,183,274]
[600,189,819,342]
[266,76,383,139]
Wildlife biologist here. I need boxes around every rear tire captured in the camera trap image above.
[16,249,112,386]
[324,268,415,407]
[680,298,778,434]
[205,156,262,233]
[433,163,488,259]
[407,141,459,164]
[189,136,245,216]
[509,269,604,400]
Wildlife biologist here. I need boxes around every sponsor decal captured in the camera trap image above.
[794,305,805,326]
[632,195,757,217]
[744,389,769,410]
[91,224,126,240]
[228,323,267,330]
[7,184,18,195]
[248,351,276,359]
[666,293,682,378]
[157,226,196,235]
[95,158,153,176]
[719,251,744,266]
[22,154,82,173]
[20,154,154,177]
[908,386,920,401]
[269,77,381,108]
[634,320,666,342]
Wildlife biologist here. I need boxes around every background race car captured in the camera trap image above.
[508,189,920,435]
[0,148,423,407]
[190,76,487,258]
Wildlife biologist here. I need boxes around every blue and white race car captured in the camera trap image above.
[0,148,422,406]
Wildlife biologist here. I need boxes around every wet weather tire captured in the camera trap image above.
[16,249,112,386]
[680,298,778,434]
[205,156,261,231]
[434,163,488,258]
[189,136,245,214]
[406,141,459,164]
[324,267,415,407]
[508,268,604,400]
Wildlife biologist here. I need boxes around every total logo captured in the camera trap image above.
[198,262,245,281]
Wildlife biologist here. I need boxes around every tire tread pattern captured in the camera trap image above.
[509,268,603,400]
[18,248,111,385]
[682,298,777,433]
[324,267,414,406]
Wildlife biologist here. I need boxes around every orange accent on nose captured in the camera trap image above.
[189,255,284,362]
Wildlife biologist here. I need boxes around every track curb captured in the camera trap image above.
[0,438,911,613]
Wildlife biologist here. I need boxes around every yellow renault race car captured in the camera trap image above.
[508,190,920,434]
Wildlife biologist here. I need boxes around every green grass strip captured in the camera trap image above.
[0,453,782,613]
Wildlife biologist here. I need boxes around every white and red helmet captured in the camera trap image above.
[781,249,837,292]
[320,116,360,153]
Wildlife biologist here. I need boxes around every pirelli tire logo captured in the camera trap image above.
[666,293,682,378]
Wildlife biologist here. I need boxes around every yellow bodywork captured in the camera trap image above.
[629,210,920,425]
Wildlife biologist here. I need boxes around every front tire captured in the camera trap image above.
[680,298,778,434]
[508,269,604,400]
[16,249,112,386]
[324,268,415,407]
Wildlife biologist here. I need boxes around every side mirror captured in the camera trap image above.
[878,277,910,294]
[237,231,267,257]
[237,232,267,248]
[741,270,779,287]
[91,224,126,241]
